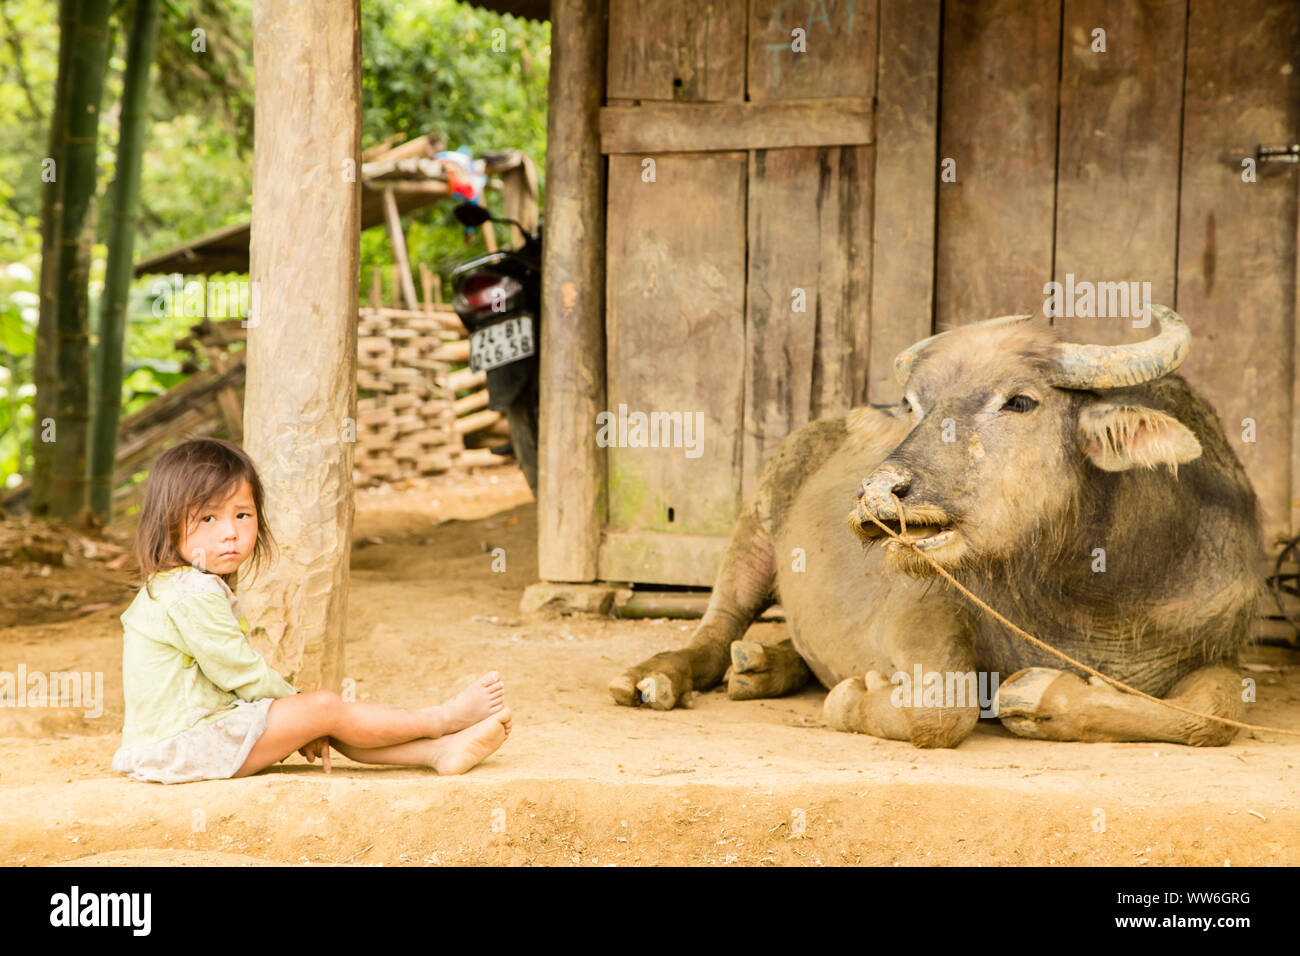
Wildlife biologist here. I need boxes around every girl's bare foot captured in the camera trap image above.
[426,708,512,775]
[427,671,505,736]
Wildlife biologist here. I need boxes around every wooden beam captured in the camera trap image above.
[243,0,360,692]
[205,346,244,442]
[598,531,729,588]
[501,152,539,246]
[1293,136,1300,541]
[538,0,607,582]
[419,263,433,312]
[599,99,873,154]
[446,367,487,392]
[455,409,501,434]
[453,389,490,416]
[382,186,420,310]
[382,180,451,196]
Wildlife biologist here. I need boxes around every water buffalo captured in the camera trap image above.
[610,305,1265,747]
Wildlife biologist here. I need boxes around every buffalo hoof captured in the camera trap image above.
[728,640,812,701]
[824,676,870,731]
[609,650,697,711]
[727,641,769,700]
[823,671,897,733]
[996,666,1078,738]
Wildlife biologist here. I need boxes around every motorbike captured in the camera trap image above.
[449,202,542,496]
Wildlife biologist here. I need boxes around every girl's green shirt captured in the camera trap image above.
[118,566,298,749]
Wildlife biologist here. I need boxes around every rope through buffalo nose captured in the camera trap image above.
[890,492,907,536]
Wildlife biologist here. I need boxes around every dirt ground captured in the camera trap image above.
[2,465,1299,867]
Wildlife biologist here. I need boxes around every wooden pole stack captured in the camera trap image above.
[82,272,513,513]
[352,267,508,484]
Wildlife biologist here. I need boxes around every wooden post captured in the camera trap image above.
[242,0,360,691]
[1293,164,1300,541]
[501,153,540,247]
[382,185,420,309]
[538,0,607,582]
[419,263,433,312]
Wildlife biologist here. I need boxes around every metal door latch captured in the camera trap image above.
[1258,144,1300,163]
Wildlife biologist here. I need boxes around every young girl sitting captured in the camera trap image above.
[111,438,511,785]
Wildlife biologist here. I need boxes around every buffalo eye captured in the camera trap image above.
[1001,394,1038,413]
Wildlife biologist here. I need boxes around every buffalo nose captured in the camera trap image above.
[858,469,913,508]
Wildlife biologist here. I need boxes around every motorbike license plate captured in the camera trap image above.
[469,316,535,373]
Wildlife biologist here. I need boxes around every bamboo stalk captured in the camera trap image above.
[90,0,160,521]
[30,0,76,516]
[50,0,113,521]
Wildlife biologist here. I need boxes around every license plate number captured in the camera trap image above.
[469,316,535,372]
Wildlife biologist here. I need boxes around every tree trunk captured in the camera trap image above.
[50,0,112,521]
[240,0,360,691]
[30,0,77,517]
[90,0,160,521]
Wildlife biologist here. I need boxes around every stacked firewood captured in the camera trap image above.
[99,296,513,509]
[353,305,504,484]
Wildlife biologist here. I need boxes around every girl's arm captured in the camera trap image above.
[167,592,299,700]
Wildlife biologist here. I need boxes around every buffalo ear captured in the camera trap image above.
[1078,402,1202,474]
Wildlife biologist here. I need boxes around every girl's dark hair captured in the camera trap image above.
[135,438,275,594]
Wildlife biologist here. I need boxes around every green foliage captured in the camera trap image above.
[0,0,549,488]
[0,297,36,486]
[360,1,550,283]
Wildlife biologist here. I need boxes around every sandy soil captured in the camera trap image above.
[2,465,1299,867]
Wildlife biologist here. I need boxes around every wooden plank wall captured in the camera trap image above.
[934,0,1298,548]
[1175,0,1298,548]
[741,0,877,500]
[867,0,940,405]
[935,0,1061,330]
[604,151,748,539]
[1052,0,1185,347]
[606,0,745,102]
[602,0,749,582]
[590,0,1300,585]
[600,0,883,583]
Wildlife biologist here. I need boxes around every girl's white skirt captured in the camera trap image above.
[111,698,276,784]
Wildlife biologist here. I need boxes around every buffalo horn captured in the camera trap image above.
[1048,303,1190,389]
[893,313,1034,386]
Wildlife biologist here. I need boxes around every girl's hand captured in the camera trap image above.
[298,736,332,773]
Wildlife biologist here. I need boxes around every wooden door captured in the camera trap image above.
[598,0,918,586]
[936,0,1299,550]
